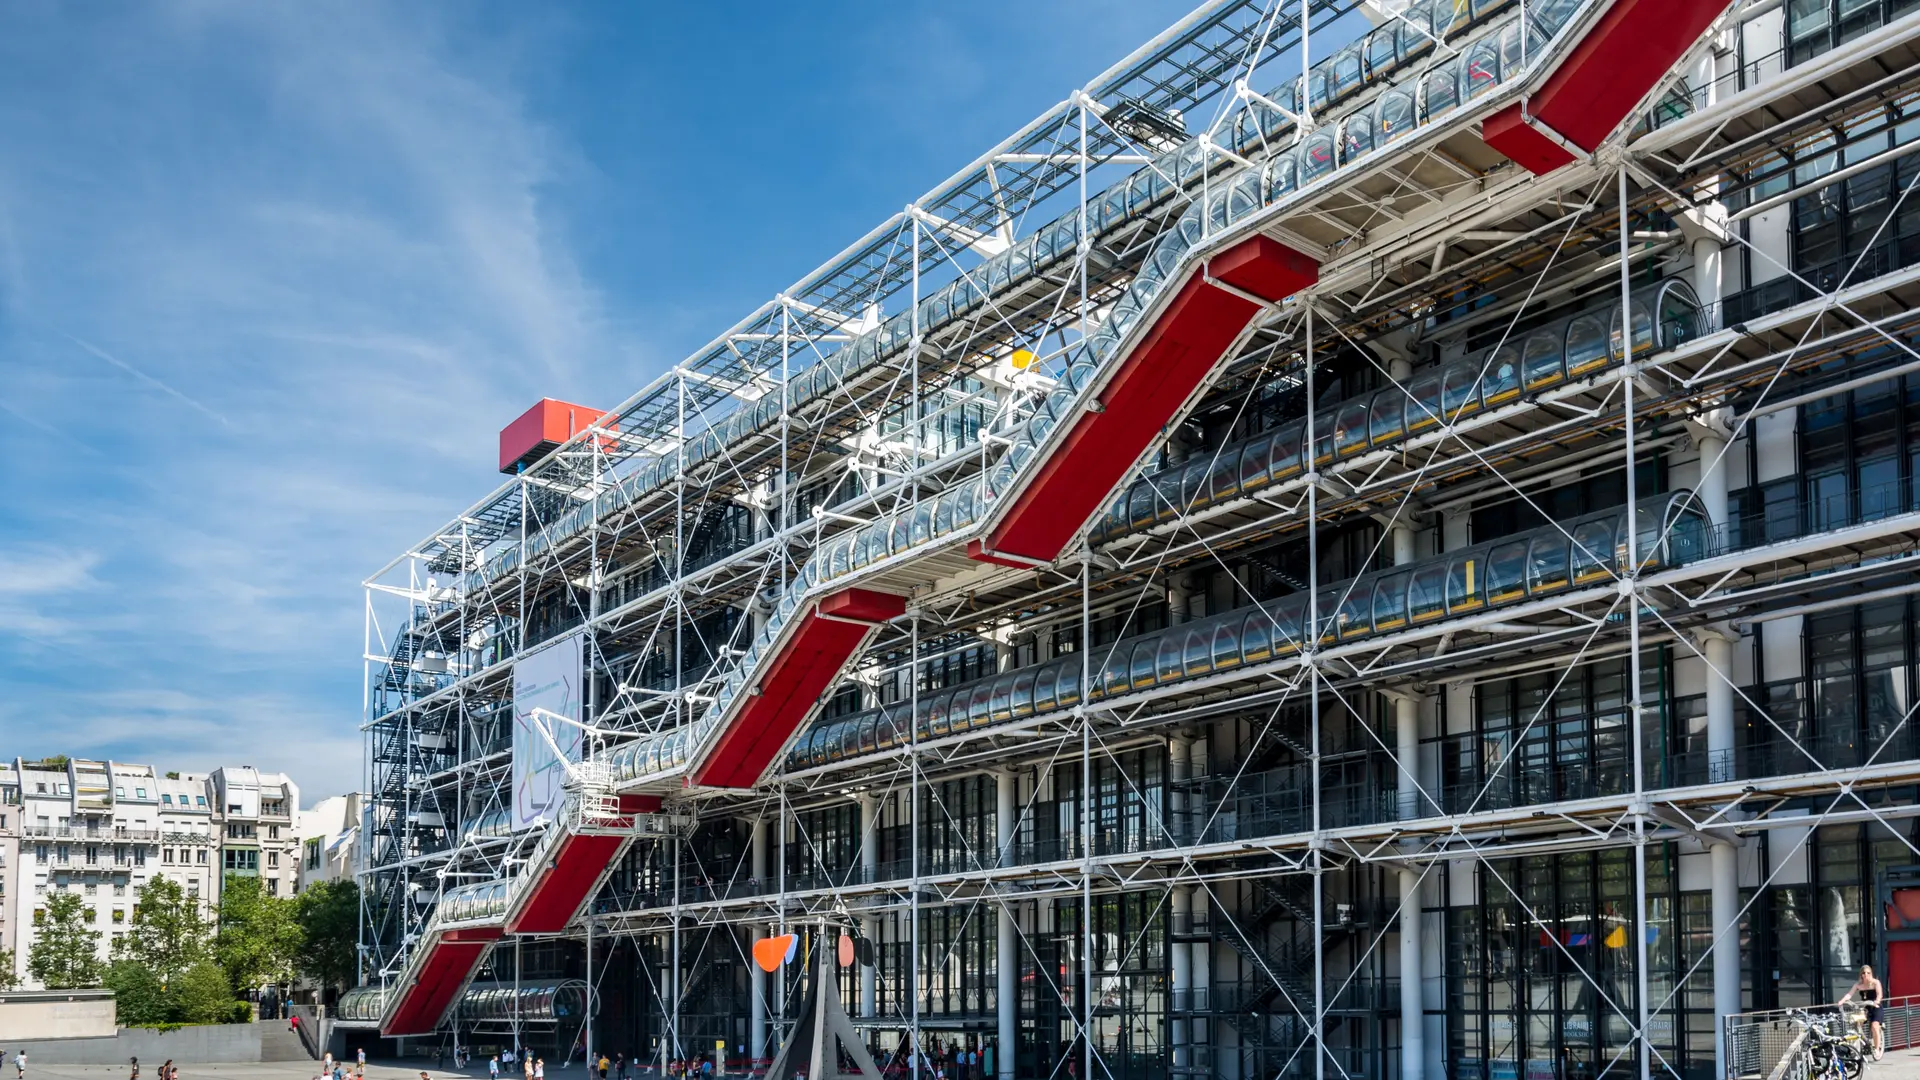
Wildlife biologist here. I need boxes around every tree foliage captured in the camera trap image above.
[118,877,212,983]
[0,948,18,990]
[28,891,102,989]
[103,960,171,1026]
[173,960,236,1024]
[213,873,300,991]
[293,879,358,990]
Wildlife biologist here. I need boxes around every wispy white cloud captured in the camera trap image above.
[0,2,623,801]
[0,547,100,598]
[0,547,104,645]
[0,0,1199,803]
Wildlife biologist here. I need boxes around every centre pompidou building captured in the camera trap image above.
[349,2,1920,1078]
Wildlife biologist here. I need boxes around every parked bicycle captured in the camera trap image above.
[1786,1007,1869,1080]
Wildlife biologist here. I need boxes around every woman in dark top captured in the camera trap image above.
[1839,963,1885,1061]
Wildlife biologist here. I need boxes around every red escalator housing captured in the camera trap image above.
[506,795,663,935]
[969,235,1317,565]
[1484,0,1731,175]
[691,587,907,789]
[382,927,502,1036]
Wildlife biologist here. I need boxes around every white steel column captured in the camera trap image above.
[1398,866,1423,1080]
[1696,427,1743,1073]
[995,769,1017,1080]
[1687,51,1743,1059]
[1711,838,1741,1075]
[1170,886,1192,1071]
[1393,514,1424,1080]
[1168,734,1194,1071]
[585,916,595,1069]
[860,794,880,1019]
[750,816,769,1059]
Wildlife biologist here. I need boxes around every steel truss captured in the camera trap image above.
[360,2,1920,1079]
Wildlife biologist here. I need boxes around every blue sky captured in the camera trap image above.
[0,1,1197,803]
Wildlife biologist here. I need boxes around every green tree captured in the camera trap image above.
[172,960,235,1024]
[103,960,172,1026]
[0,947,18,990]
[213,873,301,991]
[118,877,212,983]
[28,892,102,989]
[293,879,359,991]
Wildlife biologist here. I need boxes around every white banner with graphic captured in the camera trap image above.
[512,633,584,829]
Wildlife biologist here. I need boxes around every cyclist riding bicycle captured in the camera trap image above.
[1837,963,1886,1062]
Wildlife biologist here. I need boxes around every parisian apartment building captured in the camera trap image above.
[0,758,335,989]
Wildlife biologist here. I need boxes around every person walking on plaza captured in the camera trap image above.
[490,1055,500,1080]
[358,1049,367,1071]
[598,1054,609,1080]
[534,1058,545,1080]
[523,1055,534,1080]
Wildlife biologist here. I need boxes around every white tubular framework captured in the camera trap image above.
[359,1,1920,1077]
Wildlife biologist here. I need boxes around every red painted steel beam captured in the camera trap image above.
[970,235,1316,565]
[692,588,906,789]
[506,832,629,934]
[1484,0,1731,175]
[381,931,500,1036]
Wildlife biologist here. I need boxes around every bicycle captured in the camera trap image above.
[1786,1008,1869,1080]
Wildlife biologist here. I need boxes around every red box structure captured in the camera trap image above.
[499,398,612,474]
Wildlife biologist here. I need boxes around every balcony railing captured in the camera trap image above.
[24,825,160,842]
[1721,229,1920,328]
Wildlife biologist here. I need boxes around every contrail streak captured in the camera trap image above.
[66,333,228,425]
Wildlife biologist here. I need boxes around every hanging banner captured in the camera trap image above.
[513,633,584,828]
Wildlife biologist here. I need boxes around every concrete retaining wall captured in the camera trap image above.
[3,1021,272,1063]
[0,990,118,1041]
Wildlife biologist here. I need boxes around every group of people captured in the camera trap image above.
[318,1046,369,1080]
[487,1051,545,1080]
[129,1058,182,1080]
[0,1050,22,1079]
[660,1055,715,1078]
[890,1040,989,1080]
